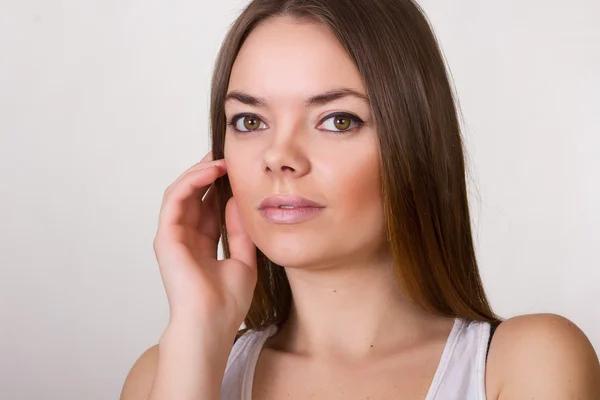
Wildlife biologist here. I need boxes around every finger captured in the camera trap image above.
[159,164,226,228]
[167,158,225,196]
[197,182,221,243]
[225,196,257,269]
[173,150,213,185]
[203,150,213,162]
[186,182,222,260]
[162,158,226,218]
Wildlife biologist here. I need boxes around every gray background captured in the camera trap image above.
[1,0,599,398]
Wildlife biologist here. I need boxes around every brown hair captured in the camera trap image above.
[210,0,501,334]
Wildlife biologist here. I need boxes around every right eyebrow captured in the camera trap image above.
[224,88,370,108]
[224,91,268,107]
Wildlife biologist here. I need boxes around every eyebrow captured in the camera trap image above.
[224,88,369,108]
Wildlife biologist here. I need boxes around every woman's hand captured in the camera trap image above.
[153,151,257,335]
[134,151,258,400]
[134,153,257,400]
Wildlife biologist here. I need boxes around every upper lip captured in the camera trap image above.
[258,195,325,209]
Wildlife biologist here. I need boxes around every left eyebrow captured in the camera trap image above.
[224,88,369,108]
[305,88,370,107]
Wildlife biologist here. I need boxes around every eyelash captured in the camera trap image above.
[226,112,365,134]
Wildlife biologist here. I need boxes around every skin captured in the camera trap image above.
[121,16,600,400]
[223,15,441,360]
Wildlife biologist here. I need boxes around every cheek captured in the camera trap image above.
[321,149,386,255]
[223,143,262,231]
[327,152,382,220]
[224,138,250,190]
[225,158,252,203]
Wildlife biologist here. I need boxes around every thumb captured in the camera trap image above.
[225,196,257,270]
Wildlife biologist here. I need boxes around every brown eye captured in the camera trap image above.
[243,116,260,130]
[333,116,351,130]
[318,113,363,133]
[231,114,267,132]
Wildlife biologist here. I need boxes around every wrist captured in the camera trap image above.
[150,324,234,400]
[162,318,238,348]
[159,325,233,368]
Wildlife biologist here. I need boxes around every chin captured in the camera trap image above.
[258,243,308,267]
[255,236,323,269]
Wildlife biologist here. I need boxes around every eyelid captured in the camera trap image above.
[227,113,269,132]
[229,112,268,124]
[226,111,364,133]
[317,112,364,133]
[316,111,362,125]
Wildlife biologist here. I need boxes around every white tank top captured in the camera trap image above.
[220,318,492,399]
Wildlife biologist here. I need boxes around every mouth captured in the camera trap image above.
[258,194,325,224]
[258,194,325,210]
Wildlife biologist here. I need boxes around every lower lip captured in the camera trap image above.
[259,207,324,224]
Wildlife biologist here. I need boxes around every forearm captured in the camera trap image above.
[148,324,234,400]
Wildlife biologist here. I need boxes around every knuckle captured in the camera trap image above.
[153,235,162,252]
[153,230,168,250]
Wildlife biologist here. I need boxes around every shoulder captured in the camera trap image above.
[485,313,600,399]
[120,345,158,400]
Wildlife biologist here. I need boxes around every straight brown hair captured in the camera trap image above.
[210,0,501,334]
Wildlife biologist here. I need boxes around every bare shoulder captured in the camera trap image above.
[120,345,159,400]
[486,313,600,400]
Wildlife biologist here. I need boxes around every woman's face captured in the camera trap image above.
[224,16,387,269]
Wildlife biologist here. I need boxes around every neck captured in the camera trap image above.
[268,250,454,362]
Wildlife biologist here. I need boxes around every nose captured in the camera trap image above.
[261,130,310,178]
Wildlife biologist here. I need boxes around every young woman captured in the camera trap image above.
[121,0,600,399]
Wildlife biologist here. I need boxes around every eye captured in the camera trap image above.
[318,113,364,133]
[228,114,267,132]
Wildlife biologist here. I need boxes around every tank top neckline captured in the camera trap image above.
[240,318,464,400]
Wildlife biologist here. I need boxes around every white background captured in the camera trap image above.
[1,1,598,399]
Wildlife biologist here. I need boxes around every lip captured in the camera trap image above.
[258,195,325,209]
[258,195,325,224]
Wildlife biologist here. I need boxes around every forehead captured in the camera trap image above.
[228,16,365,100]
